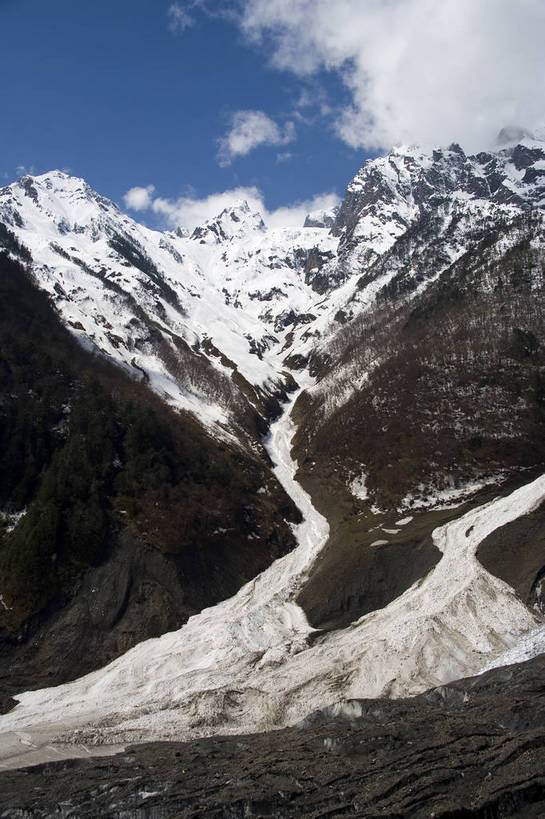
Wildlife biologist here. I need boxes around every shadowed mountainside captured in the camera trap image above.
[293,210,545,629]
[0,246,300,699]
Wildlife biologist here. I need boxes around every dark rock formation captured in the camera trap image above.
[0,252,300,701]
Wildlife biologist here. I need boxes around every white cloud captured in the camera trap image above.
[16,164,36,176]
[168,2,195,34]
[123,184,340,231]
[266,191,340,229]
[152,186,263,229]
[294,86,333,120]
[217,110,296,166]
[124,185,156,211]
[239,0,545,153]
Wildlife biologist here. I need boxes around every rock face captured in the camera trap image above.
[190,200,267,244]
[303,205,339,229]
[1,135,544,433]
[1,654,545,817]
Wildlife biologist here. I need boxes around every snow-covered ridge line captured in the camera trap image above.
[1,135,544,439]
[0,171,340,435]
[7,172,302,435]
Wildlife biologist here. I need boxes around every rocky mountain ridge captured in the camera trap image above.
[3,652,545,817]
[1,133,543,443]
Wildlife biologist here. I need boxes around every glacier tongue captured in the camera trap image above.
[0,391,544,770]
[0,382,329,768]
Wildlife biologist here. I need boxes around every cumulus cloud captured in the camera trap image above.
[152,186,263,229]
[123,184,340,231]
[239,0,545,152]
[266,191,340,229]
[124,185,156,211]
[217,110,296,166]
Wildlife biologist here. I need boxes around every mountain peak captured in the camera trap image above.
[303,206,339,229]
[12,170,119,214]
[21,170,87,193]
[190,199,266,244]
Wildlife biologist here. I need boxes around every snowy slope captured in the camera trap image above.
[0,172,337,435]
[317,137,545,334]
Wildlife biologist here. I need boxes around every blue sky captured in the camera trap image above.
[0,0,366,228]
[2,0,543,231]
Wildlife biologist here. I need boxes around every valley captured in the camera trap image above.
[0,130,545,813]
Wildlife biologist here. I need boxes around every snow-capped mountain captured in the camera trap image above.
[0,172,337,438]
[1,134,544,436]
[324,137,545,329]
[190,199,266,244]
[1,132,545,775]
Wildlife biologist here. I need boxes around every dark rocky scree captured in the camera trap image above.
[2,655,545,817]
[0,248,300,702]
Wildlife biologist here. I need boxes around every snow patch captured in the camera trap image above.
[0,595,11,612]
[479,623,545,674]
[1,509,26,534]
[349,473,368,500]
[399,474,507,511]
